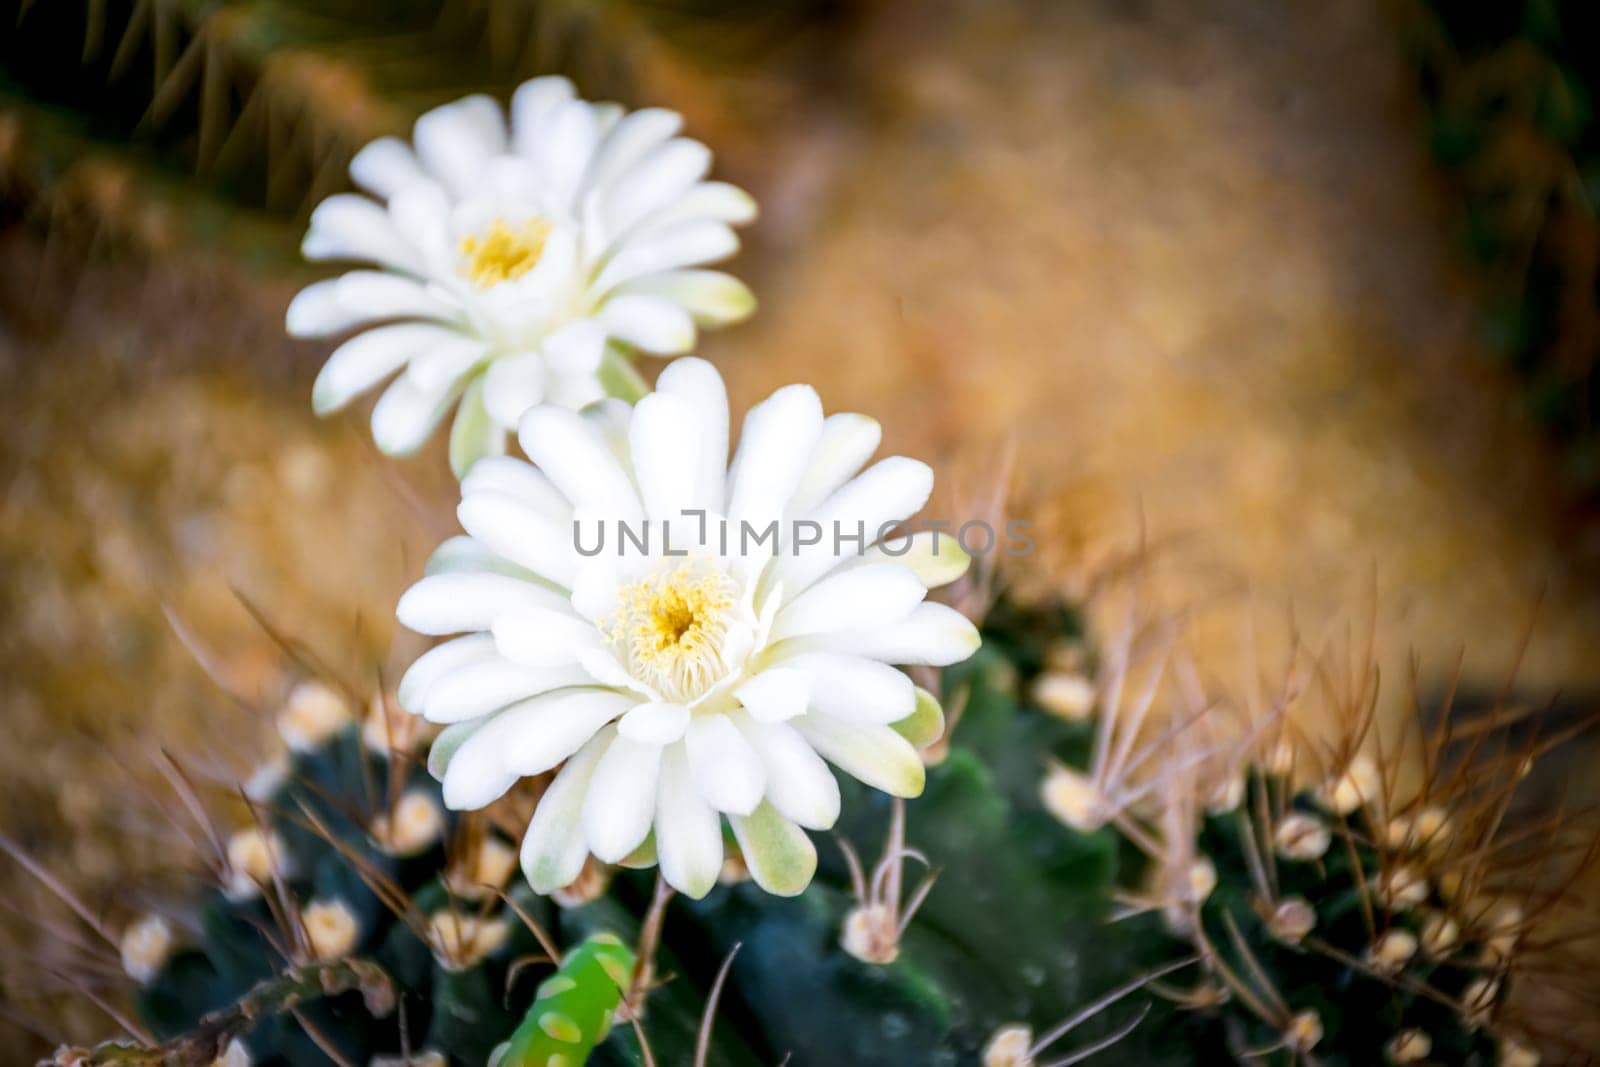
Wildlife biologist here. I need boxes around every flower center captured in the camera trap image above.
[459,217,551,288]
[608,563,740,702]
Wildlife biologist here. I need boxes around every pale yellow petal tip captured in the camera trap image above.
[523,857,568,896]
[757,871,814,898]
[672,870,719,901]
[619,834,658,870]
[894,760,928,799]
[723,283,757,323]
[894,688,947,750]
[725,187,760,225]
[734,804,818,896]
[953,616,983,656]
[941,540,974,582]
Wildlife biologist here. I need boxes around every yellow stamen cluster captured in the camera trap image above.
[460,217,552,288]
[609,563,739,702]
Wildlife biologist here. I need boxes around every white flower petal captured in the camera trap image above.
[371,373,468,456]
[789,413,881,515]
[518,405,643,525]
[863,531,970,588]
[413,94,507,198]
[510,76,577,158]
[462,457,571,518]
[620,269,755,328]
[542,319,607,384]
[497,689,632,777]
[600,293,696,354]
[398,634,498,712]
[685,714,765,815]
[521,725,608,893]
[311,323,452,415]
[528,98,598,215]
[440,711,526,809]
[336,270,456,326]
[423,535,541,581]
[289,270,454,338]
[769,563,925,643]
[618,701,691,745]
[734,717,840,831]
[492,607,605,668]
[420,656,591,724]
[603,138,712,236]
[624,181,757,239]
[569,559,625,622]
[484,154,542,202]
[458,491,578,587]
[629,392,701,523]
[398,573,568,635]
[780,652,916,724]
[446,689,627,807]
[593,220,739,295]
[387,181,454,254]
[894,687,946,750]
[481,351,547,431]
[449,378,505,479]
[583,736,663,863]
[734,667,811,724]
[302,194,421,273]
[728,801,816,897]
[285,279,346,337]
[787,602,980,667]
[678,181,758,225]
[726,384,824,531]
[777,456,934,596]
[576,647,643,694]
[655,357,729,510]
[585,107,683,196]
[792,714,926,799]
[655,743,722,899]
[349,136,426,199]
[582,399,635,469]
[428,718,486,781]
[405,334,492,393]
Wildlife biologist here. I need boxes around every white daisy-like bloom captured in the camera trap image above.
[288,77,757,475]
[395,358,978,898]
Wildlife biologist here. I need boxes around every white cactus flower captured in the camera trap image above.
[396,358,978,898]
[289,77,756,475]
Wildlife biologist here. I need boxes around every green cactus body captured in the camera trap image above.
[493,934,637,1067]
[91,602,1543,1065]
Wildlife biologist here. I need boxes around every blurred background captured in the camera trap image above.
[4,0,1600,1057]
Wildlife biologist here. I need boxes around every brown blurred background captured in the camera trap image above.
[4,0,1600,1055]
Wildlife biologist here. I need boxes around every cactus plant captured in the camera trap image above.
[0,0,836,250]
[1403,0,1600,494]
[28,595,1587,1065]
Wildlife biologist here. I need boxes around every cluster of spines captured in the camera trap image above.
[0,0,829,257]
[104,681,539,1065]
[1023,592,1575,1065]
